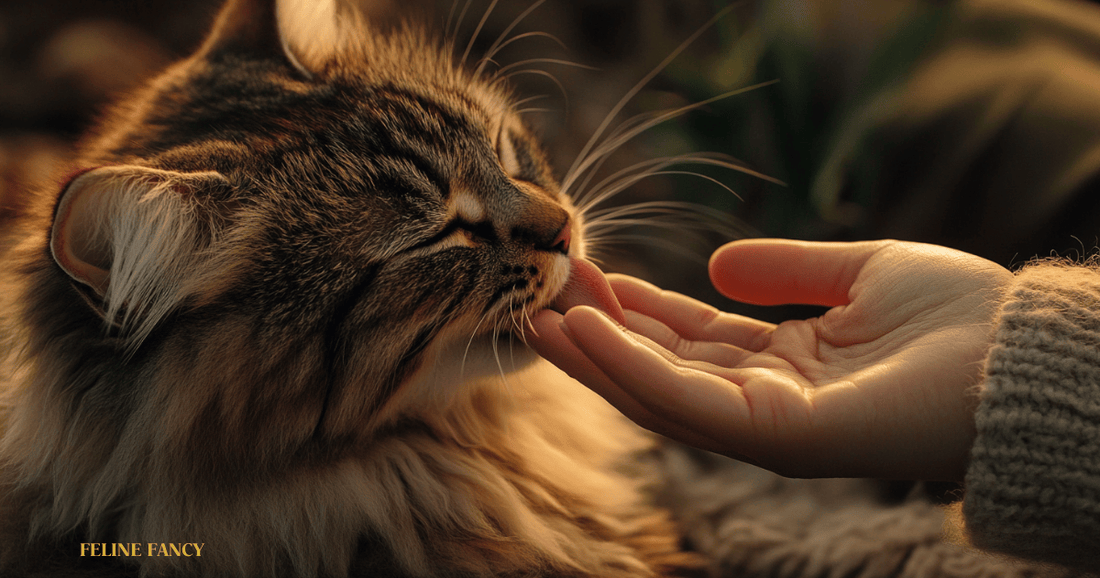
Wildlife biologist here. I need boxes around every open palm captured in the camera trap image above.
[529,240,1013,480]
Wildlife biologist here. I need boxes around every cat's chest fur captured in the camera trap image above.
[0,0,697,576]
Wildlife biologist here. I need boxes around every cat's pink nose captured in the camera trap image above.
[550,221,571,255]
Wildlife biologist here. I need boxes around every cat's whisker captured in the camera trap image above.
[507,332,518,374]
[461,0,500,69]
[584,232,715,264]
[475,0,554,77]
[490,322,510,388]
[446,0,475,50]
[579,165,745,215]
[585,215,734,238]
[479,31,569,76]
[515,107,553,117]
[502,69,569,107]
[584,199,736,220]
[506,296,521,373]
[461,309,495,380]
[567,81,782,206]
[581,198,754,263]
[512,94,550,108]
[561,4,738,197]
[495,58,597,77]
[508,299,525,336]
[576,151,755,212]
[517,306,533,346]
[574,153,718,211]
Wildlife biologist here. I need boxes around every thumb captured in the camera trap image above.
[709,239,890,307]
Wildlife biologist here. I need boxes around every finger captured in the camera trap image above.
[709,239,890,307]
[526,310,726,452]
[622,310,757,368]
[607,274,776,351]
[559,306,754,446]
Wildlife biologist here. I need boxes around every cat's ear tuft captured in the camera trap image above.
[50,166,228,340]
[51,168,113,297]
[276,0,356,76]
[202,0,358,77]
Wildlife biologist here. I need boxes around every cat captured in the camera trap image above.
[0,0,702,576]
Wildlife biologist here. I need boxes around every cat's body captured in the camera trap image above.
[0,0,695,576]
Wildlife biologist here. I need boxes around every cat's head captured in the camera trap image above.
[37,0,607,454]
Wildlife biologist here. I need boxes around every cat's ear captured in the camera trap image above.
[50,166,228,334]
[203,0,358,77]
[275,0,355,76]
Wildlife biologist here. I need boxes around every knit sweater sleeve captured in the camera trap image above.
[963,262,1100,570]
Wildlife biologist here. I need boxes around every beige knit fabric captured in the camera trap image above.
[964,263,1100,572]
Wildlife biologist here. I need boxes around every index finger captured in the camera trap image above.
[709,239,890,307]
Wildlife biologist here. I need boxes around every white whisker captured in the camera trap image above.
[460,308,494,380]
[518,305,533,345]
[490,323,509,389]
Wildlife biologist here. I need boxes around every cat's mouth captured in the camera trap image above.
[547,258,626,324]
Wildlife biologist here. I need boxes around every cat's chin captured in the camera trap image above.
[417,331,543,386]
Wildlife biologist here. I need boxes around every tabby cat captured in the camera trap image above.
[0,0,699,576]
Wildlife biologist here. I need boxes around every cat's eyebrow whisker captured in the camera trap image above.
[446,0,476,50]
[561,4,738,196]
[574,154,701,210]
[479,31,568,76]
[565,81,782,203]
[515,108,553,117]
[475,0,553,77]
[501,70,569,108]
[576,152,760,213]
[582,169,739,214]
[495,58,597,77]
[512,94,550,108]
[584,199,735,221]
[461,0,501,69]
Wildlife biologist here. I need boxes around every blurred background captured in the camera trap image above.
[5,0,1100,322]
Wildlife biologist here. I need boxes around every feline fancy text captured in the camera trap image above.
[79,542,205,557]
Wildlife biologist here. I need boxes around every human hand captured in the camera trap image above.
[528,239,1013,480]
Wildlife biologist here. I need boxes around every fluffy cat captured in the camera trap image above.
[0,0,699,576]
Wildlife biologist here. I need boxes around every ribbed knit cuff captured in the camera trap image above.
[963,263,1100,571]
